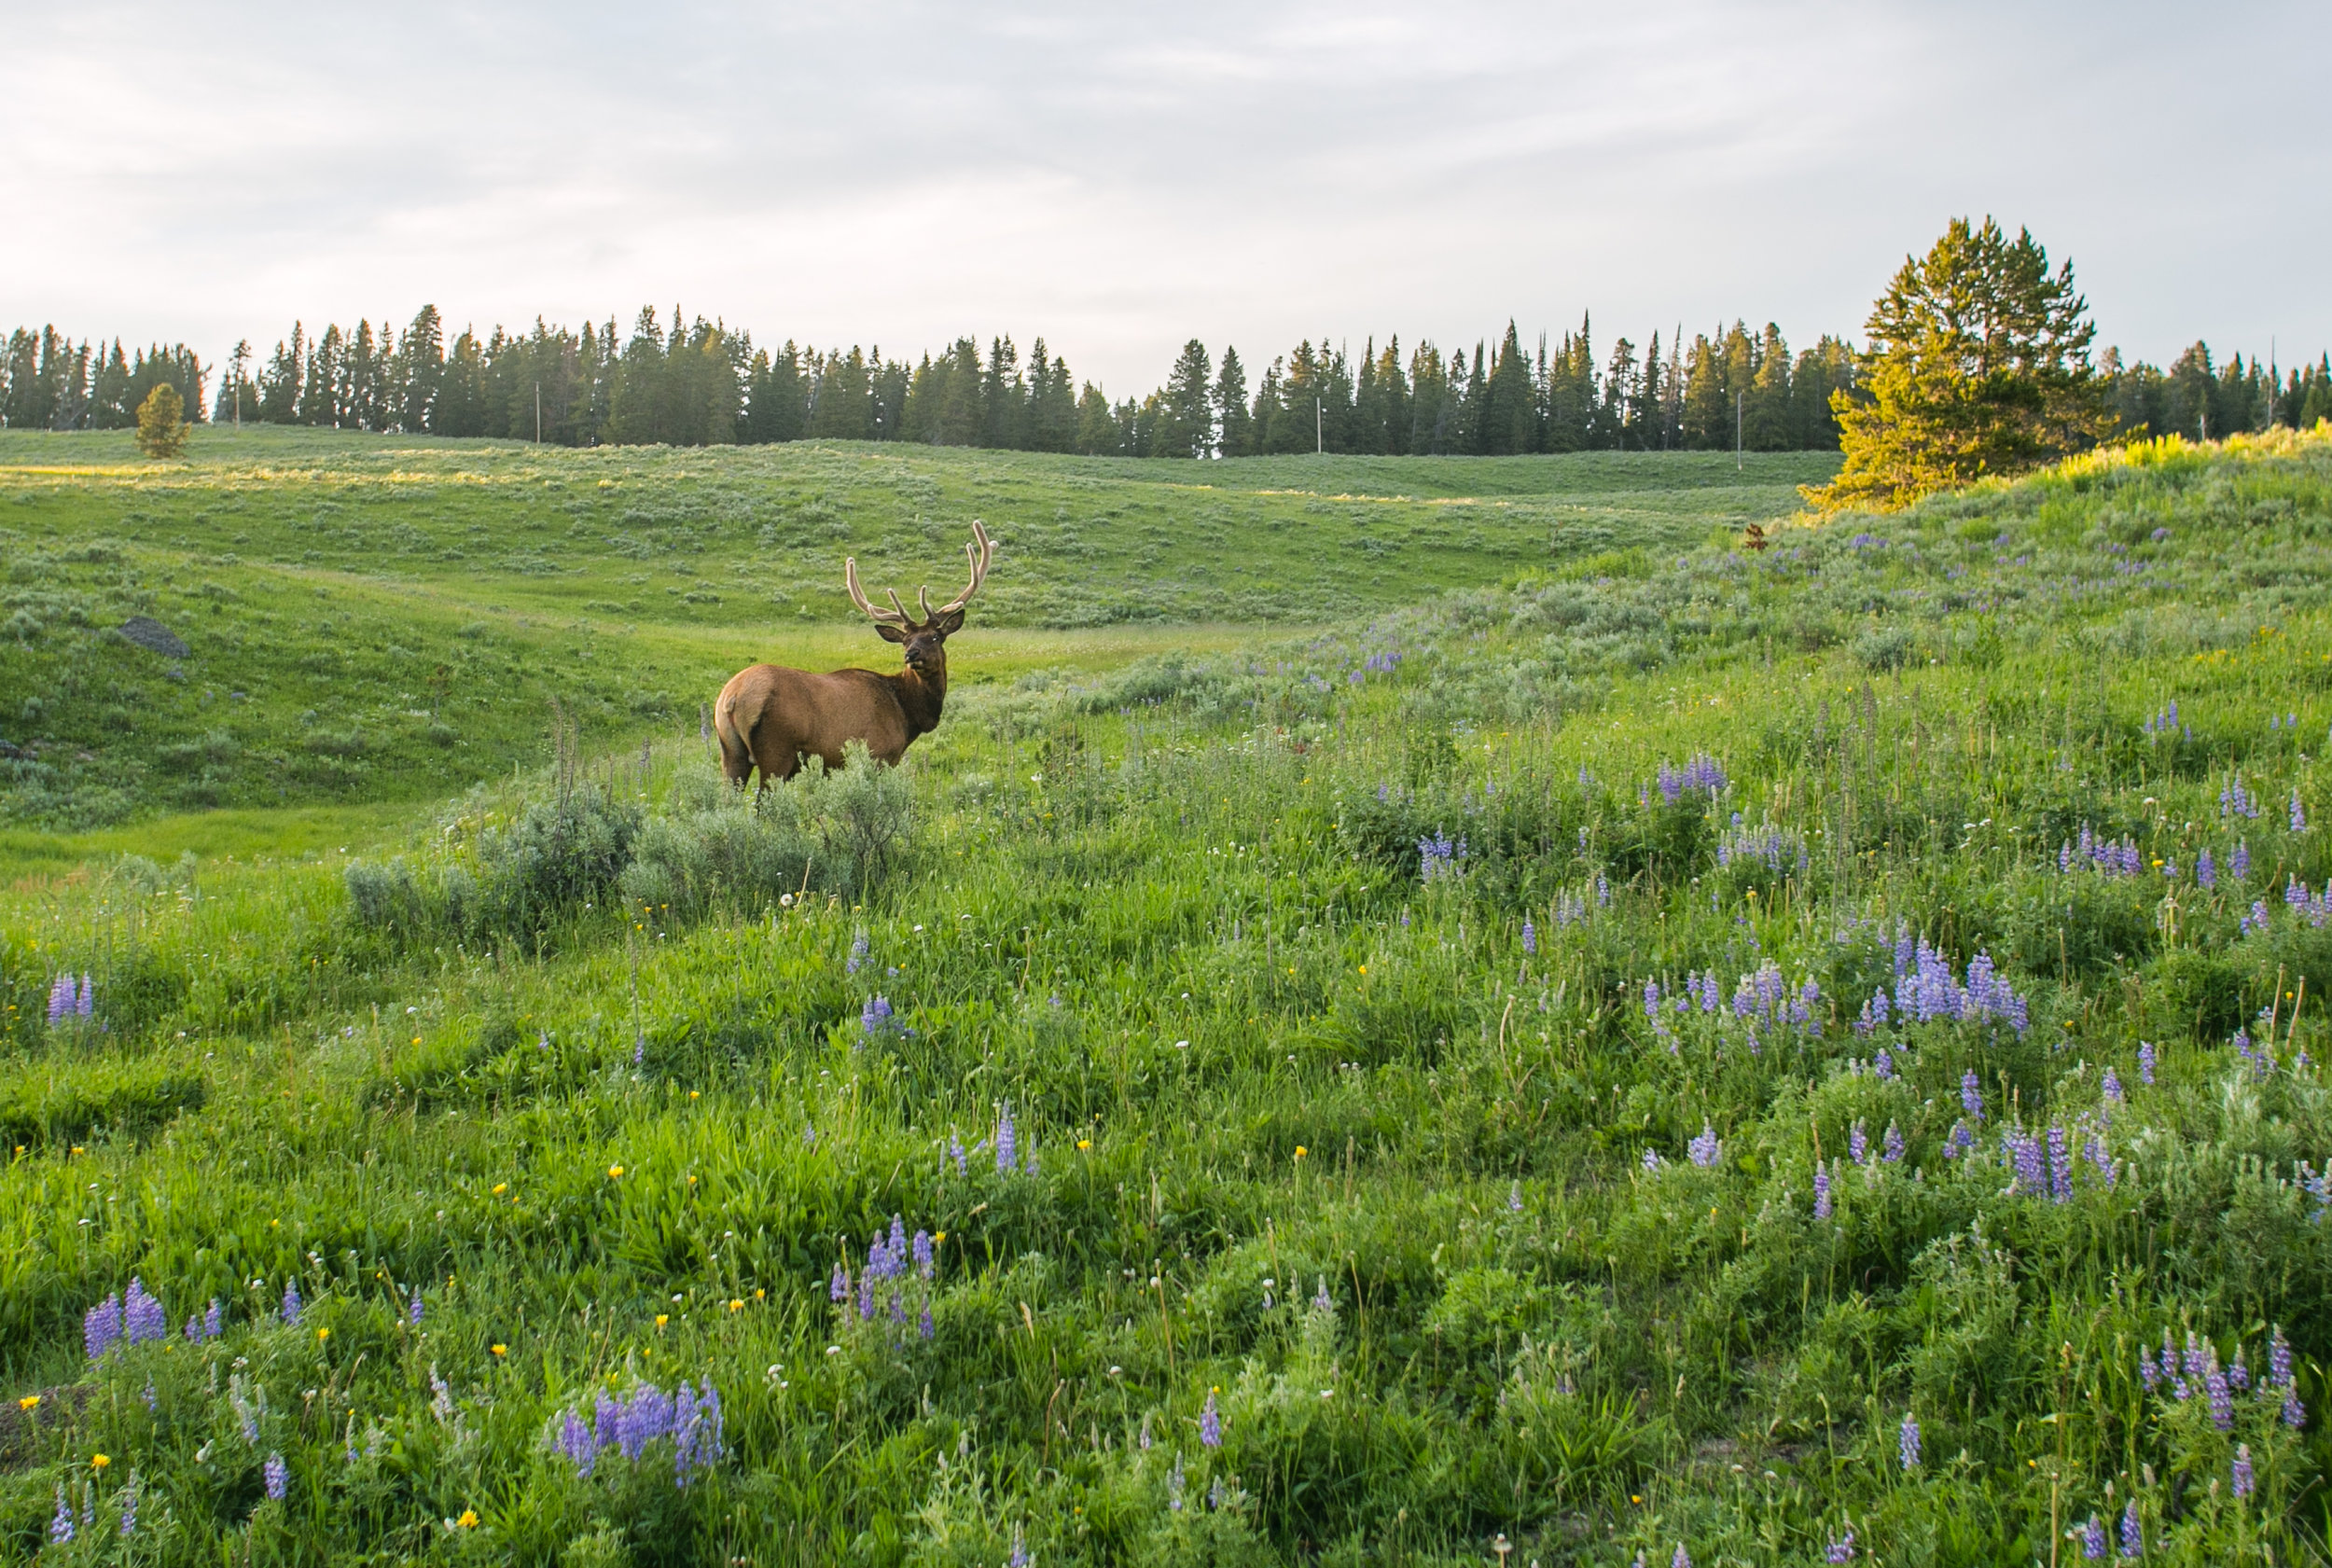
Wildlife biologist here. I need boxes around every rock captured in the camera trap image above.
[118,616,190,659]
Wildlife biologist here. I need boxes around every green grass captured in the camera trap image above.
[6,428,2332,1563]
[0,426,1828,835]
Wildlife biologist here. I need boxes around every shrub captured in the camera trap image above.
[473,786,641,934]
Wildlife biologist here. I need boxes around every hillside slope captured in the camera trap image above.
[0,428,1828,828]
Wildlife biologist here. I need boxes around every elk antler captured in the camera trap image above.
[846,520,992,629]
[932,520,993,617]
[844,554,916,630]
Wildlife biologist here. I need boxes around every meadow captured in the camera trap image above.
[4,425,2332,1565]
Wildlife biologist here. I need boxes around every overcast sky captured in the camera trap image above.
[6,0,2325,392]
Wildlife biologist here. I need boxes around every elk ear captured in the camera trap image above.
[875,622,909,644]
[933,607,966,636]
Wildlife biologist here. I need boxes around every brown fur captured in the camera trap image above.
[713,524,991,790]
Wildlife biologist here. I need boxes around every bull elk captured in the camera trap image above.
[714,520,994,788]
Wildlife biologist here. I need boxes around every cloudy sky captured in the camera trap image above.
[6,0,2325,391]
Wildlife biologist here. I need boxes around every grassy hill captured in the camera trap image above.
[0,427,1827,835]
[6,428,2332,1562]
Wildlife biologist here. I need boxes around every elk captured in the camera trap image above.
[714,520,994,789]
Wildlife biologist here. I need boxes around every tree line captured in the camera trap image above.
[6,308,2328,456]
[0,328,205,435]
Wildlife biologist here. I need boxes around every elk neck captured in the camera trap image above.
[885,653,948,737]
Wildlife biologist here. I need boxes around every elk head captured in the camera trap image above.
[844,520,993,679]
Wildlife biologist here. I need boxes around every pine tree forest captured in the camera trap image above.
[6,309,2328,458]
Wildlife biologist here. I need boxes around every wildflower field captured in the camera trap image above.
[5,426,2332,1564]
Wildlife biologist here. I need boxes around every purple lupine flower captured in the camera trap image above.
[846,928,869,975]
[1673,1547,1692,1568]
[2009,1129,2046,1196]
[1882,1122,1904,1163]
[2232,1443,2255,1499]
[264,1451,287,1501]
[1687,1123,1720,1168]
[49,1488,73,1544]
[2048,1125,2073,1203]
[2102,1068,2123,1104]
[2138,1042,2156,1085]
[2234,840,2252,878]
[830,1262,848,1302]
[1898,1412,1920,1470]
[672,1382,702,1485]
[48,975,75,1025]
[950,1131,966,1175]
[858,1270,876,1321]
[118,1476,137,1538]
[1826,1533,1855,1563]
[2271,1326,2294,1389]
[85,1294,122,1360]
[2198,849,2216,889]
[1200,1389,1222,1448]
[2208,1357,2234,1431]
[860,995,895,1036]
[2119,1502,2141,1557]
[1813,1163,1832,1221]
[560,1408,598,1477]
[124,1278,165,1344]
[1506,1181,1523,1214]
[1641,1148,1663,1172]
[996,1103,1018,1173]
[1520,918,1536,956]
[913,1229,934,1279]
[1643,979,1662,1022]
[2295,789,2308,832]
[889,1214,908,1268]
[2138,1349,2158,1390]
[281,1281,302,1326]
[408,1288,423,1326]
[2082,1515,2105,1559]
[1849,1121,1869,1166]
[919,1297,934,1339]
[2230,1350,2250,1391]
[1962,1072,1984,1122]
[205,1297,223,1338]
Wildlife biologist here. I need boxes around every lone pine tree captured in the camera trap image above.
[1807,216,2112,512]
[133,382,188,458]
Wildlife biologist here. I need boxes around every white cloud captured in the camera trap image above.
[4,0,2325,389]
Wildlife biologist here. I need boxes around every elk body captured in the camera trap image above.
[714,521,993,789]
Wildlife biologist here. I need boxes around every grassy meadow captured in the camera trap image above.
[0,425,1821,839]
[7,425,2332,1564]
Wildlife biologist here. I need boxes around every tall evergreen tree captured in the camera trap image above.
[1155,340,1214,458]
[1214,347,1253,457]
[399,306,444,433]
